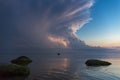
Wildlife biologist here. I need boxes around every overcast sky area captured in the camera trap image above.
[0,0,119,54]
[0,0,93,52]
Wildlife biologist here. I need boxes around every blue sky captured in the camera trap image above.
[76,0,120,47]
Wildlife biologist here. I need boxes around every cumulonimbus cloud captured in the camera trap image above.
[0,0,94,52]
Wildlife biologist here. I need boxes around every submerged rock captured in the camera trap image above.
[85,59,111,66]
[11,56,32,66]
[0,64,30,76]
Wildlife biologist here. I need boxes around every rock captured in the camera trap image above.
[85,59,111,66]
[57,53,60,56]
[0,64,30,76]
[11,56,32,66]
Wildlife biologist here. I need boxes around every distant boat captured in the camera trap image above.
[57,53,60,56]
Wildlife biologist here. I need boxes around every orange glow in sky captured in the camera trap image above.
[87,42,120,48]
[48,36,69,48]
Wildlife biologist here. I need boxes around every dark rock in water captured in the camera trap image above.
[0,64,30,76]
[11,56,32,66]
[85,59,111,66]
[57,53,60,56]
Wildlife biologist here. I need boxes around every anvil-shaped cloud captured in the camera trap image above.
[0,0,94,52]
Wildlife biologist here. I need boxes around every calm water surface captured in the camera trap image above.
[0,51,120,80]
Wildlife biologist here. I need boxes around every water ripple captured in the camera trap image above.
[33,69,78,80]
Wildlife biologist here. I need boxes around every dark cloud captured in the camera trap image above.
[0,0,94,53]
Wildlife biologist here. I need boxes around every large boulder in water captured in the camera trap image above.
[85,59,111,66]
[11,56,32,66]
[0,64,30,77]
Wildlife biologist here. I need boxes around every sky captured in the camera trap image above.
[76,0,120,47]
[0,0,119,54]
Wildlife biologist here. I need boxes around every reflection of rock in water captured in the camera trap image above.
[34,69,78,80]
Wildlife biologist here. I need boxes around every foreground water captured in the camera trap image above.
[0,50,120,80]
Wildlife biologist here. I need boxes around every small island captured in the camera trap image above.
[85,59,112,66]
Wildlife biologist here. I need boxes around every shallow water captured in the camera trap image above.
[0,51,120,80]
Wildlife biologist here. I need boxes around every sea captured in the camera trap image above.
[0,49,120,80]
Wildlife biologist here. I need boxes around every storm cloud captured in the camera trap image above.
[0,0,94,53]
